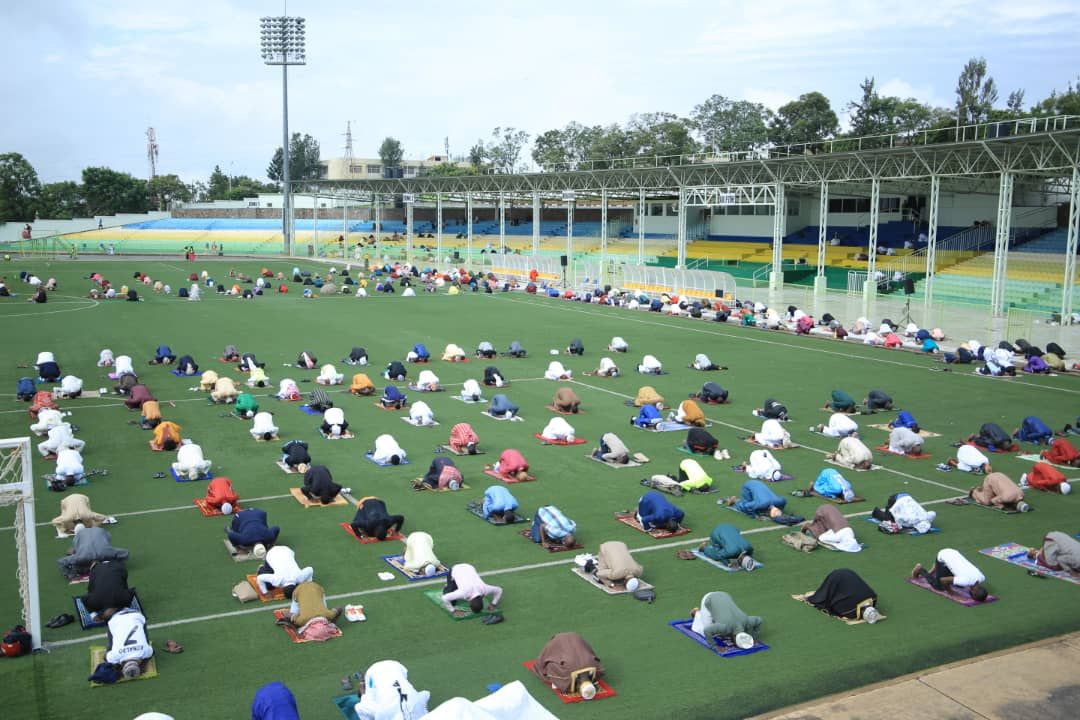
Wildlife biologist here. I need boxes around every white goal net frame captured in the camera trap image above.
[0,438,42,650]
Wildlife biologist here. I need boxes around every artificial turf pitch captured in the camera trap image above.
[1,258,1078,720]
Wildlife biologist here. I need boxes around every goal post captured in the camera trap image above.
[0,438,42,650]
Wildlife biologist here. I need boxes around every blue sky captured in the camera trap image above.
[4,0,1078,184]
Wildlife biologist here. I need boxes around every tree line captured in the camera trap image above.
[2,58,1078,222]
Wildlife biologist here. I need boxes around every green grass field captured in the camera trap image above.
[1,258,1078,720]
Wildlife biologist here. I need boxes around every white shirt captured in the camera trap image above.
[36,351,54,365]
[355,660,430,720]
[461,379,482,399]
[694,353,712,369]
[599,357,617,374]
[251,412,277,433]
[318,364,340,381]
[756,419,788,446]
[114,355,134,376]
[34,407,63,431]
[277,379,298,398]
[105,610,153,664]
[827,413,859,435]
[541,417,575,440]
[410,401,434,424]
[61,375,83,395]
[747,449,780,479]
[323,407,345,426]
[417,369,439,386]
[44,423,76,448]
[372,434,406,463]
[937,548,985,587]
[545,361,568,379]
[837,436,873,465]
[402,287,416,296]
[889,494,936,534]
[28,275,41,286]
[55,448,84,477]
[641,355,662,370]
[819,527,861,553]
[257,545,313,593]
[177,443,205,467]
[610,337,628,351]
[956,445,988,472]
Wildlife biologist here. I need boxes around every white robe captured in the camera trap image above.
[889,494,936,534]
[417,369,439,387]
[746,449,781,481]
[173,443,211,480]
[256,545,313,594]
[754,419,789,447]
[460,379,482,400]
[354,660,431,720]
[249,412,279,439]
[822,413,858,438]
[544,362,570,380]
[956,444,988,472]
[372,434,406,464]
[409,401,435,425]
[541,417,575,441]
[114,355,134,376]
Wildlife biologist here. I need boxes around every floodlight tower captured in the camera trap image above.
[260,15,306,255]
[146,127,159,179]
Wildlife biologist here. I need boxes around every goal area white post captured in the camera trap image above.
[0,438,43,650]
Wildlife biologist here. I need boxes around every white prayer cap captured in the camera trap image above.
[1061,482,1072,495]
[73,523,85,534]
[566,434,575,443]
[424,564,437,577]
[549,349,559,355]
[842,488,856,503]
[253,543,267,559]
[626,578,640,592]
[221,502,233,515]
[134,714,176,720]
[579,680,597,700]
[448,479,461,491]
[863,606,881,624]
[735,632,754,649]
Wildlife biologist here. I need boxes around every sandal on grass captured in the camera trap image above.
[163,640,183,654]
[152,472,166,479]
[675,550,696,560]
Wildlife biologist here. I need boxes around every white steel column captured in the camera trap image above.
[435,193,443,262]
[313,190,319,259]
[531,192,540,256]
[405,197,413,264]
[566,198,575,286]
[600,188,608,287]
[814,181,828,298]
[862,178,881,314]
[990,172,1014,318]
[373,198,381,263]
[499,193,506,253]
[676,187,687,269]
[923,175,941,314]
[466,193,473,267]
[341,195,347,259]
[637,188,646,265]
[770,182,785,293]
[1061,168,1080,321]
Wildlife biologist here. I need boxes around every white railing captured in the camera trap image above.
[622,265,737,300]
[847,270,868,295]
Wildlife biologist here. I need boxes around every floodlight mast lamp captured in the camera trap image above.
[260,15,306,255]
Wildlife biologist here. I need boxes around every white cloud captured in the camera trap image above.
[878,79,951,109]
[743,88,795,112]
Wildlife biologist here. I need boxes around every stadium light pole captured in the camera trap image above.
[260,15,306,256]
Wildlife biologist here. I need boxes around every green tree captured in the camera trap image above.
[268,133,322,184]
[0,152,42,221]
[485,126,531,173]
[208,165,231,199]
[1032,79,1080,116]
[226,176,278,201]
[467,141,486,170]
[377,137,404,170]
[769,92,839,144]
[147,173,192,210]
[1006,89,1026,115]
[624,112,698,159]
[955,57,998,124]
[82,167,149,216]
[36,181,85,219]
[846,78,893,137]
[531,123,605,168]
[690,95,771,152]
[422,163,473,177]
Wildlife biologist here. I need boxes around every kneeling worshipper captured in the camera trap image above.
[402,531,441,575]
[280,439,311,471]
[588,540,644,588]
[637,490,684,532]
[632,402,662,429]
[633,385,664,407]
[1042,437,1080,467]
[637,354,663,375]
[594,432,631,464]
[252,682,300,720]
[370,434,407,465]
[491,448,530,482]
[566,338,585,356]
[871,493,937,534]
[421,456,462,490]
[172,442,212,481]
[380,384,408,409]
[608,336,629,353]
[249,411,279,441]
[552,387,581,413]
[677,458,714,492]
[52,493,113,534]
[865,389,893,411]
[506,340,527,358]
[350,496,405,540]
[476,340,497,359]
[210,376,238,404]
[459,378,483,401]
[540,416,576,442]
[448,422,481,454]
[226,508,279,554]
[809,468,857,502]
[887,426,924,456]
[302,465,346,504]
[482,485,519,522]
[690,591,762,647]
[489,393,519,418]
[175,355,198,376]
[699,523,756,570]
[441,562,503,615]
[912,548,990,601]
[82,559,135,616]
[531,505,577,547]
[671,398,706,427]
[685,427,721,457]
[256,545,313,597]
[204,477,239,512]
[967,422,1013,451]
[441,343,466,362]
[888,410,921,434]
[592,357,620,377]
[696,382,729,404]
[825,390,858,413]
[276,378,301,400]
[234,392,259,418]
[354,661,431,720]
[813,413,859,438]
[969,472,1028,512]
[384,360,407,381]
[199,369,220,392]
[296,350,318,369]
[349,373,375,396]
[950,444,992,474]
[315,363,344,386]
[544,360,572,381]
[1021,462,1072,493]
[753,398,788,420]
[53,447,85,486]
[725,480,787,519]
[753,419,792,449]
[409,400,436,426]
[104,607,153,678]
[281,580,342,628]
[483,365,506,387]
[691,353,721,371]
[532,633,605,699]
[416,368,441,391]
[807,568,881,623]
[736,449,791,482]
[802,505,862,552]
[58,526,128,580]
[828,436,874,470]
[1027,532,1080,575]
[320,407,349,437]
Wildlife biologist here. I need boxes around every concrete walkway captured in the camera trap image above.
[754,631,1080,720]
